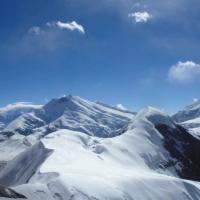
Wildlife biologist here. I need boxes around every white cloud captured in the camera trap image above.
[47,21,85,34]
[25,20,85,53]
[168,61,200,83]
[116,104,127,111]
[28,21,85,36]
[128,11,152,23]
[62,0,200,25]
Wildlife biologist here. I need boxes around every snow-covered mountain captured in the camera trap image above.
[1,96,135,138]
[172,100,200,136]
[0,102,42,131]
[173,100,200,123]
[0,96,200,199]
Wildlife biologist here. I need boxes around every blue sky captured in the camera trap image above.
[1,0,200,113]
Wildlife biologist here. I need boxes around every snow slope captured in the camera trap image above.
[1,106,200,199]
[4,113,45,136]
[0,142,52,187]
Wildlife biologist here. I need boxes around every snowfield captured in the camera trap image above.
[0,96,200,199]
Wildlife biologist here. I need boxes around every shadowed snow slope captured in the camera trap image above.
[0,142,53,187]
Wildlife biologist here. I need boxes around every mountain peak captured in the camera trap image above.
[44,95,85,107]
[42,95,81,122]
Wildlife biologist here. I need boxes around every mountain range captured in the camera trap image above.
[0,96,200,200]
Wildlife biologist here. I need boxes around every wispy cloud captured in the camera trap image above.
[62,0,200,27]
[128,11,152,23]
[46,21,85,34]
[168,61,200,83]
[29,21,85,35]
[3,20,86,56]
[22,20,85,52]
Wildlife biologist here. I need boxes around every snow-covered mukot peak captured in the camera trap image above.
[1,95,135,137]
[44,95,135,137]
[42,95,131,121]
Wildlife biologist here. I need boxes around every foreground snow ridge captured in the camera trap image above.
[0,96,200,200]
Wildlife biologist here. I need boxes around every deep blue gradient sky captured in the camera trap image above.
[1,0,200,113]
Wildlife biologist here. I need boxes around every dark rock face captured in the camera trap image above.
[156,124,200,181]
[0,185,26,198]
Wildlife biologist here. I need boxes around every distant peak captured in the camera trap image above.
[185,99,200,111]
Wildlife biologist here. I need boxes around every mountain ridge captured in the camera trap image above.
[0,96,200,199]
